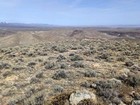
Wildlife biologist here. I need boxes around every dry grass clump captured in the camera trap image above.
[77,99,97,105]
[48,92,72,105]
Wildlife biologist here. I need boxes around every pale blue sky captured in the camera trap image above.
[0,0,140,26]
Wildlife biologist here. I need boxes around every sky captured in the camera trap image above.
[0,0,140,26]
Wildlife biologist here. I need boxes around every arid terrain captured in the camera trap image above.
[0,27,140,105]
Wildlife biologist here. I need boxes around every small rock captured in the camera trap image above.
[123,68,130,74]
[109,78,122,86]
[69,90,97,105]
[90,83,97,88]
[132,100,140,105]
[64,99,70,105]
[119,101,126,105]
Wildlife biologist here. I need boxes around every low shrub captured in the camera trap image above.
[52,70,68,80]
[72,62,84,68]
[2,70,12,77]
[51,46,67,53]
[57,55,66,62]
[29,77,40,84]
[125,73,140,87]
[27,62,36,68]
[34,71,43,78]
[59,63,68,69]
[0,62,11,69]
[53,85,64,93]
[44,62,56,70]
[84,70,97,77]
[12,66,25,71]
[70,54,83,61]
[125,61,134,67]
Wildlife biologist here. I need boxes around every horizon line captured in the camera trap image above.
[0,22,140,27]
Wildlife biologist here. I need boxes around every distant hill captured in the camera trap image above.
[0,28,112,48]
[0,25,139,48]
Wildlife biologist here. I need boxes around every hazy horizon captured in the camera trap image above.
[0,0,140,26]
[1,22,140,27]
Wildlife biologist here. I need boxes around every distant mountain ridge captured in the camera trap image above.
[0,22,56,28]
[1,22,140,28]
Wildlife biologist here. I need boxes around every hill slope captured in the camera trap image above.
[0,29,113,48]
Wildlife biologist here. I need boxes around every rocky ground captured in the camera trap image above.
[0,37,140,105]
